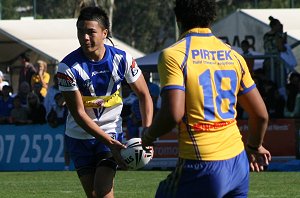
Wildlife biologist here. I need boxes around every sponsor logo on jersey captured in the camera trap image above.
[191,49,233,61]
[56,72,76,87]
[91,70,110,77]
[130,59,139,76]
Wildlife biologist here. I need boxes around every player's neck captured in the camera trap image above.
[85,46,106,62]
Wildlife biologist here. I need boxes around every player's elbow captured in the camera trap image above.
[250,110,269,125]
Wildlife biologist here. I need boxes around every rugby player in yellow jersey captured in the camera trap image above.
[142,0,271,197]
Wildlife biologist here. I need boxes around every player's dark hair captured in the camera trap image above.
[77,6,112,39]
[174,0,216,31]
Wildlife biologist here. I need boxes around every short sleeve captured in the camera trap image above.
[124,53,141,84]
[158,50,185,93]
[57,62,78,92]
[238,55,256,95]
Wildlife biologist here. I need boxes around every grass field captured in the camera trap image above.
[0,171,300,198]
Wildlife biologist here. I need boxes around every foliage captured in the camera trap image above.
[112,0,176,53]
[0,0,299,53]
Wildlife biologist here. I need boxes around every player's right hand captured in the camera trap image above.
[108,139,128,170]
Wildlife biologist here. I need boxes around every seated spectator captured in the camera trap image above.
[17,81,31,106]
[0,70,9,92]
[44,73,60,117]
[47,93,68,128]
[27,92,46,124]
[10,95,30,125]
[31,60,50,102]
[0,85,14,124]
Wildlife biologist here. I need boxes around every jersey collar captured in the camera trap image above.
[180,28,213,39]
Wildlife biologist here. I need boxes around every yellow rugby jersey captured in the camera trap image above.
[158,28,255,161]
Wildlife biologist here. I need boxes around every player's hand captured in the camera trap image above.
[141,127,156,147]
[246,145,271,172]
[108,139,128,170]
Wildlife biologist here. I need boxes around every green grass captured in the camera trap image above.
[0,171,300,198]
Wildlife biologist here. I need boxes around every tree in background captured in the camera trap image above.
[0,0,299,53]
[112,1,175,53]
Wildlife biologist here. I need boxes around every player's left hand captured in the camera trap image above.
[246,145,271,172]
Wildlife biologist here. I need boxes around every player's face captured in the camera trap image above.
[77,20,108,57]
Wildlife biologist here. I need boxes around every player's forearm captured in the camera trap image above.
[246,115,268,148]
[147,109,177,139]
[139,94,153,127]
[72,109,113,144]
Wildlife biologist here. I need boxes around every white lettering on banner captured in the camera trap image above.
[0,135,15,163]
[267,124,289,131]
[20,134,30,163]
[55,134,64,163]
[0,136,3,161]
[155,146,178,156]
[0,134,64,164]
[43,134,53,163]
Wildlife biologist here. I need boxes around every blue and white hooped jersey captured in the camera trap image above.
[57,45,141,139]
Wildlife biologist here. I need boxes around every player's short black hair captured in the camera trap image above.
[77,6,111,37]
[174,0,216,30]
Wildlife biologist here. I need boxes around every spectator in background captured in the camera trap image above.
[126,98,142,138]
[18,53,36,90]
[263,80,285,118]
[46,92,70,171]
[121,81,137,116]
[27,92,46,124]
[241,40,254,75]
[0,85,14,124]
[44,73,60,117]
[10,95,30,125]
[263,16,286,87]
[284,72,300,117]
[31,60,50,102]
[17,81,31,106]
[47,92,68,128]
[125,72,160,138]
[0,70,9,92]
[143,71,160,112]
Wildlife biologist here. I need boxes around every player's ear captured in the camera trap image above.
[102,29,108,40]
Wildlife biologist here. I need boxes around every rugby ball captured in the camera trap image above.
[121,138,154,170]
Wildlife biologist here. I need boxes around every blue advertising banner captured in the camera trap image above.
[0,124,71,171]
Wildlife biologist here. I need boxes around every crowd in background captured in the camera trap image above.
[237,16,299,119]
[0,53,67,127]
[0,15,299,134]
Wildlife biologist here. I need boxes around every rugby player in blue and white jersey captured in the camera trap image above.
[57,6,153,198]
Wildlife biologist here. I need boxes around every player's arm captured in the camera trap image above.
[142,89,185,145]
[238,87,271,171]
[62,90,127,167]
[129,74,153,128]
